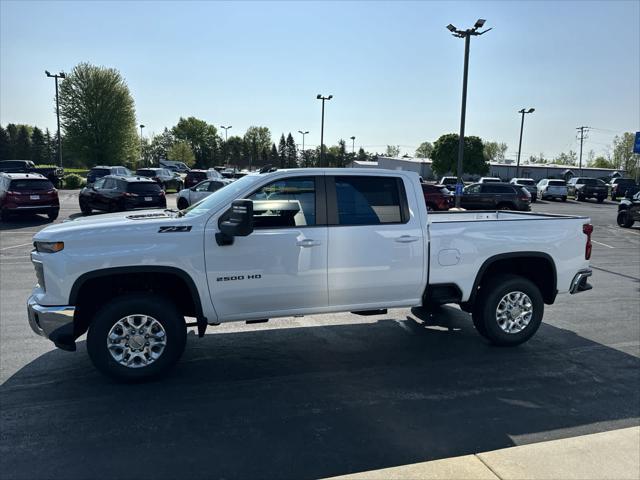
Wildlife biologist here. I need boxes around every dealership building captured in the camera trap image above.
[350,156,625,182]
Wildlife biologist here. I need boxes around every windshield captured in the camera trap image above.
[183,174,263,217]
[517,179,535,185]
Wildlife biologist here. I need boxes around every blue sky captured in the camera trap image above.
[1,0,638,159]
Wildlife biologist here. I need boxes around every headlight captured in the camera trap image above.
[34,241,64,253]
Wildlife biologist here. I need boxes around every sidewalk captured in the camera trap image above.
[326,426,640,480]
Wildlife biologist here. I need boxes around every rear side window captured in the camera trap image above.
[9,179,54,191]
[517,180,535,185]
[483,184,514,194]
[334,176,405,225]
[128,182,161,194]
[579,178,597,185]
[136,170,154,177]
[248,177,316,228]
[549,180,566,186]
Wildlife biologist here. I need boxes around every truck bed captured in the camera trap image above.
[427,210,586,223]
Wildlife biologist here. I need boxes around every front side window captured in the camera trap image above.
[93,178,106,189]
[334,176,403,225]
[194,181,211,192]
[248,177,316,228]
[465,184,481,194]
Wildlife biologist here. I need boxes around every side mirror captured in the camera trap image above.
[216,200,254,246]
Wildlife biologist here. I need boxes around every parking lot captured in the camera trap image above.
[1,192,639,479]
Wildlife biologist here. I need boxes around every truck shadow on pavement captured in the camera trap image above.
[1,307,639,480]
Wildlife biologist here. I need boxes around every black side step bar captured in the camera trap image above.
[351,309,388,316]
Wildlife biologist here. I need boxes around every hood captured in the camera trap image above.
[33,209,178,241]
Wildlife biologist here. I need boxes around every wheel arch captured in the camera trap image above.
[468,252,557,306]
[69,266,207,338]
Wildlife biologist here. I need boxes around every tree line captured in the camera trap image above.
[0,124,60,164]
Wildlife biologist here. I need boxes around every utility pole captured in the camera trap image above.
[516,108,535,177]
[576,126,590,175]
[45,71,66,168]
[446,19,492,208]
[317,94,333,167]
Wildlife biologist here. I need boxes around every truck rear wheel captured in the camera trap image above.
[472,274,543,346]
[87,294,187,381]
[617,211,634,228]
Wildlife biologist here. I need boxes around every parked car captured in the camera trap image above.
[159,160,191,173]
[0,173,59,221]
[421,183,453,211]
[537,179,568,202]
[616,191,640,228]
[438,176,458,187]
[185,169,225,188]
[27,168,593,380]
[0,160,64,187]
[510,178,538,202]
[79,175,166,214]
[461,182,531,211]
[609,178,639,201]
[478,177,502,184]
[567,177,608,202]
[135,168,184,191]
[87,166,132,185]
[176,179,230,210]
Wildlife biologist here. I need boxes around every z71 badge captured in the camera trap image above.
[158,226,192,233]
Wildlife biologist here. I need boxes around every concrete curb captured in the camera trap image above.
[325,426,640,480]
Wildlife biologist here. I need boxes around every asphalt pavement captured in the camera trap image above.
[1,192,639,480]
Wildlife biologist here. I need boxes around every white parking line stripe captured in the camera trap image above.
[592,240,615,249]
[0,243,32,251]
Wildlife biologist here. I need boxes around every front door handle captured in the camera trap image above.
[395,235,420,243]
[296,239,321,248]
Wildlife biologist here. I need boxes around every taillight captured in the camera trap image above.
[583,224,593,260]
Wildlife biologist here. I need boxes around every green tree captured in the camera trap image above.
[431,133,488,176]
[43,129,54,163]
[278,134,287,168]
[285,133,297,168]
[589,156,614,169]
[226,136,245,168]
[483,141,508,162]
[30,127,46,164]
[612,132,636,174]
[172,117,218,168]
[59,62,138,167]
[243,126,271,170]
[553,150,578,165]
[415,141,433,158]
[385,145,400,157]
[357,147,369,162]
[148,128,175,165]
[0,126,10,160]
[15,125,32,159]
[6,124,18,158]
[167,140,196,166]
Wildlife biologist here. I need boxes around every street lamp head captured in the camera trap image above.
[45,70,51,76]
[350,136,355,140]
[140,124,145,128]
[328,95,333,100]
[474,19,486,29]
[316,94,322,99]
[446,24,457,32]
[59,72,66,78]
[527,108,535,113]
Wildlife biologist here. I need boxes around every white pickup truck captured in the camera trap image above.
[27,168,594,380]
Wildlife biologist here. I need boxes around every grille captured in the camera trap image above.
[33,260,45,291]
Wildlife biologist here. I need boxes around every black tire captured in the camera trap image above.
[0,209,10,222]
[177,197,189,210]
[80,200,92,215]
[617,210,634,228]
[87,294,187,381]
[597,196,605,203]
[47,209,59,221]
[472,274,544,346]
[561,196,567,202]
[611,195,617,202]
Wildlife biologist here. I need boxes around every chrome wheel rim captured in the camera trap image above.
[107,314,167,368]
[495,291,533,334]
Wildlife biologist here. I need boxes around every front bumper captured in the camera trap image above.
[570,269,593,294]
[27,295,76,351]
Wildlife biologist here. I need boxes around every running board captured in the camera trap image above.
[246,319,269,324]
[351,309,388,316]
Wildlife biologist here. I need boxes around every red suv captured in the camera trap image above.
[0,173,60,221]
[421,183,453,211]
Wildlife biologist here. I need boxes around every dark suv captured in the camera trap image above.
[609,178,639,201]
[567,177,608,202]
[0,173,60,221]
[135,168,184,191]
[461,183,531,211]
[79,175,166,214]
[87,166,131,185]
[185,169,224,188]
[617,191,640,228]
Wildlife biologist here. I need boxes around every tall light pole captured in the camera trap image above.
[45,70,65,168]
[350,136,356,153]
[446,19,492,208]
[516,108,535,177]
[317,94,332,167]
[220,125,232,142]
[298,130,309,165]
[139,124,145,165]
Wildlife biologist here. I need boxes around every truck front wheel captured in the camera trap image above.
[87,294,187,381]
[472,274,543,346]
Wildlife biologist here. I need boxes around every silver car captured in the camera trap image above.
[176,179,230,210]
[537,178,568,202]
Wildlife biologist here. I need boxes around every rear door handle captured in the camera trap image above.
[395,235,420,243]
[296,239,321,247]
